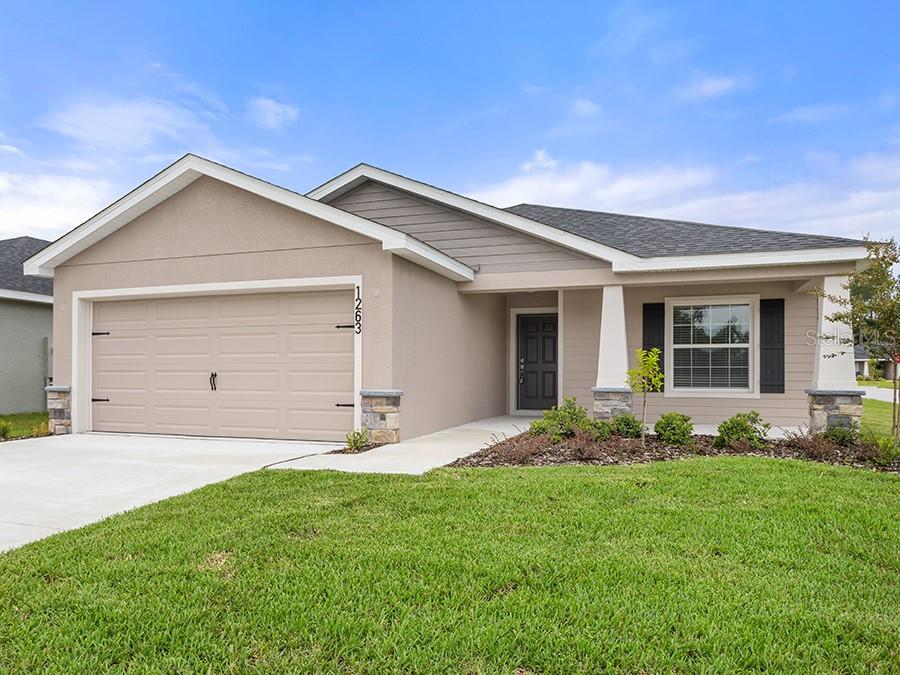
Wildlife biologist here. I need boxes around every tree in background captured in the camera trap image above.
[822,238,900,439]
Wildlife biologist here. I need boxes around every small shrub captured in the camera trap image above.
[0,421,10,440]
[529,397,596,442]
[713,411,770,450]
[783,429,838,460]
[611,414,643,438]
[344,428,369,452]
[588,419,612,442]
[31,421,49,437]
[654,412,693,446]
[870,436,900,467]
[822,424,859,448]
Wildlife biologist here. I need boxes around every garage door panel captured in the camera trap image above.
[93,369,149,392]
[216,330,281,357]
[154,334,212,356]
[154,370,216,394]
[91,289,354,441]
[287,370,354,392]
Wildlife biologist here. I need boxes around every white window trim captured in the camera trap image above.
[508,306,560,415]
[663,294,760,399]
[70,275,363,435]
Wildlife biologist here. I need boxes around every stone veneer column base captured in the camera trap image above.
[592,387,633,420]
[806,389,865,434]
[46,385,72,435]
[360,390,403,444]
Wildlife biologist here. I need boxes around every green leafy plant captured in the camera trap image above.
[626,347,665,449]
[588,419,613,442]
[872,436,900,466]
[713,411,771,450]
[344,428,370,452]
[654,412,694,446]
[823,424,859,448]
[612,414,643,438]
[0,421,10,440]
[529,397,601,442]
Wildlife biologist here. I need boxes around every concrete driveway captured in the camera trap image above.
[0,433,339,552]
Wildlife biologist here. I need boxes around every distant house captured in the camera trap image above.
[0,236,52,413]
[855,344,897,380]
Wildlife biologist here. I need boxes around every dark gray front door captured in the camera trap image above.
[517,314,558,410]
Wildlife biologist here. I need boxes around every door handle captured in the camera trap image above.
[209,372,217,391]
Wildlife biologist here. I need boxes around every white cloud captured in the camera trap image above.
[467,153,899,241]
[572,97,601,117]
[40,97,208,152]
[676,74,743,101]
[245,97,299,130]
[469,155,715,211]
[0,144,23,155]
[771,104,849,124]
[521,150,559,172]
[0,172,112,239]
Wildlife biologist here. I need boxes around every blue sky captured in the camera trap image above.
[1,1,899,242]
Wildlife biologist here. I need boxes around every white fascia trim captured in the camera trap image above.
[308,165,869,273]
[24,155,472,282]
[0,288,52,304]
[307,164,641,267]
[615,246,869,272]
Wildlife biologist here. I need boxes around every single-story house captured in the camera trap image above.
[854,344,897,380]
[25,155,867,440]
[1,236,52,413]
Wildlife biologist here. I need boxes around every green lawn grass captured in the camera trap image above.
[858,378,898,390]
[0,411,48,439]
[1,459,897,673]
[862,399,896,441]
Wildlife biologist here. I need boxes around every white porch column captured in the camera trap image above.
[810,275,859,391]
[807,275,864,433]
[592,285,632,419]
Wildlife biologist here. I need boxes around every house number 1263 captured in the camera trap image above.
[354,286,362,334]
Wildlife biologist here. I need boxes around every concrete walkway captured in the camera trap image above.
[0,433,339,552]
[272,416,531,475]
[861,386,897,403]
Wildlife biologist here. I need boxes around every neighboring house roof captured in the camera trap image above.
[308,163,868,272]
[505,203,864,258]
[855,345,869,360]
[23,155,473,282]
[0,236,53,303]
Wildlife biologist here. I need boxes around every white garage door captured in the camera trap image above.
[91,290,355,441]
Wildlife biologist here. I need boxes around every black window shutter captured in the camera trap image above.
[759,299,785,394]
[642,303,665,373]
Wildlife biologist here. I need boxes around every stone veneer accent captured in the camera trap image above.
[592,387,633,420]
[360,390,403,444]
[46,385,72,435]
[807,390,865,434]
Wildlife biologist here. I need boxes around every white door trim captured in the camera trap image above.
[71,275,363,435]
[508,306,559,416]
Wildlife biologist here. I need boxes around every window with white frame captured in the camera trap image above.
[670,301,752,391]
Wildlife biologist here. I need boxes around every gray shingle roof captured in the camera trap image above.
[0,236,52,295]
[504,203,865,258]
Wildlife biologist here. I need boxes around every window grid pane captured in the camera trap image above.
[671,302,751,390]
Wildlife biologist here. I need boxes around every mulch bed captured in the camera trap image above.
[449,429,900,473]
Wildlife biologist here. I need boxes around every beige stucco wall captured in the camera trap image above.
[623,280,817,429]
[52,177,395,390]
[391,257,507,439]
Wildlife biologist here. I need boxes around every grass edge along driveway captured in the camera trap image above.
[1,457,898,673]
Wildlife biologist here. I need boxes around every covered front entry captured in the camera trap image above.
[516,313,558,410]
[90,289,355,441]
